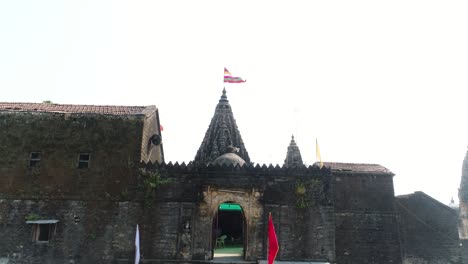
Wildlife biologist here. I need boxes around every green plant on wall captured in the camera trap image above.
[25,213,41,221]
[295,182,309,208]
[295,178,321,209]
[139,169,172,205]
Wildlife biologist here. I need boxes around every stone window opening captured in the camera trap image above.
[29,152,41,167]
[26,220,59,242]
[78,153,90,169]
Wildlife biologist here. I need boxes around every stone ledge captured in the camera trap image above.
[258,261,329,264]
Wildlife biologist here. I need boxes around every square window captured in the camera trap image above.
[29,152,41,167]
[26,219,59,242]
[31,223,57,242]
[78,154,90,169]
[37,224,50,241]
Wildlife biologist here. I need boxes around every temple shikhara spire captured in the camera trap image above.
[459,146,468,253]
[460,147,468,203]
[194,88,250,164]
[284,135,303,168]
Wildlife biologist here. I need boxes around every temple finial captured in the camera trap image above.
[219,88,228,103]
[290,135,297,146]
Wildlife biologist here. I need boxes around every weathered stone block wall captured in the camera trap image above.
[334,173,396,213]
[261,167,334,262]
[148,201,195,260]
[1,153,334,263]
[265,205,335,263]
[461,240,468,264]
[0,112,154,263]
[0,112,143,199]
[333,173,402,264]
[0,198,198,264]
[396,192,461,264]
[0,199,148,264]
[334,212,401,264]
[150,164,335,263]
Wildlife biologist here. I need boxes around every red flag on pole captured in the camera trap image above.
[268,213,279,264]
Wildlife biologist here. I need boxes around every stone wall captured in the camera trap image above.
[0,111,151,263]
[333,172,402,264]
[0,199,144,264]
[0,198,208,264]
[152,164,336,262]
[0,162,336,264]
[461,240,468,264]
[0,112,144,200]
[396,192,461,264]
[265,205,335,262]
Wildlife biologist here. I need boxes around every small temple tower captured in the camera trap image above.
[284,135,303,167]
[459,147,468,263]
[194,88,250,165]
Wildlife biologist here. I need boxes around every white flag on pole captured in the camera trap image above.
[135,224,140,264]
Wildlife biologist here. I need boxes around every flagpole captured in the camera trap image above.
[268,212,271,261]
[293,108,299,143]
[135,224,140,264]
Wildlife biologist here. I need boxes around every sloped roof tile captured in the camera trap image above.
[0,102,153,116]
[323,162,393,175]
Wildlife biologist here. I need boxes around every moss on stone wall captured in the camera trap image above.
[0,112,144,200]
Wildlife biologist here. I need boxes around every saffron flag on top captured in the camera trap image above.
[316,138,323,169]
[224,67,246,83]
[268,213,279,264]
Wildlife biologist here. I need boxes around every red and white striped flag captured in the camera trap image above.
[224,67,246,83]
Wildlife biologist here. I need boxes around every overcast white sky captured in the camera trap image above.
[1,1,467,204]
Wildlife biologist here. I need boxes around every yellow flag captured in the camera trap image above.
[316,138,323,169]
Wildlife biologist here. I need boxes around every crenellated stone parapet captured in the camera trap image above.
[142,160,327,173]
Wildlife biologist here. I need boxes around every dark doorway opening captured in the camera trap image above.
[212,202,245,260]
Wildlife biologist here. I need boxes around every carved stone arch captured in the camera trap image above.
[208,192,249,220]
[202,186,264,260]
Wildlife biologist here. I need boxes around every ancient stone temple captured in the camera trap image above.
[0,91,463,264]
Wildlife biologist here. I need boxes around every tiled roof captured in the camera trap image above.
[396,191,458,214]
[0,102,153,116]
[323,162,393,175]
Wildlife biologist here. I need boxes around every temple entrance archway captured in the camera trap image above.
[202,187,263,261]
[212,202,245,260]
